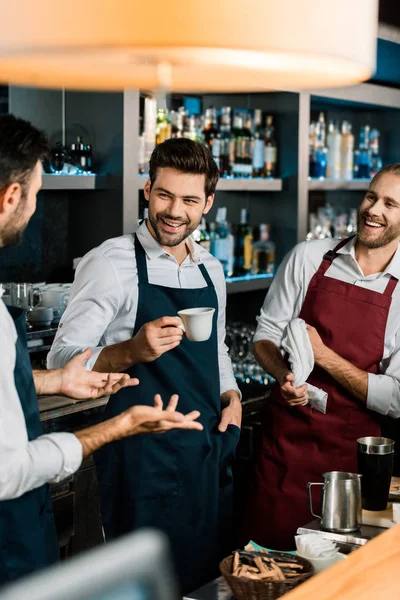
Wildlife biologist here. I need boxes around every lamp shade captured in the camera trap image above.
[0,0,378,91]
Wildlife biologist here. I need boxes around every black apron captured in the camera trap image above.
[0,307,59,585]
[95,234,240,593]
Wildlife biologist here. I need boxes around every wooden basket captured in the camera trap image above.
[219,552,314,600]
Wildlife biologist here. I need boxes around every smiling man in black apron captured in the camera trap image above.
[0,115,203,587]
[49,138,242,593]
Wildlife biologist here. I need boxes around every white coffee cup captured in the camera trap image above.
[177,307,215,342]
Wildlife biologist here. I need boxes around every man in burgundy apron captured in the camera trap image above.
[242,167,400,550]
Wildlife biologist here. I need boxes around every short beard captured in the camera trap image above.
[357,211,400,249]
[148,211,197,247]
[1,227,24,247]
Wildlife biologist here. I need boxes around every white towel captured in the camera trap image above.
[281,318,328,414]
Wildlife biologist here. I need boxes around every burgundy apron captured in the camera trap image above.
[241,237,398,550]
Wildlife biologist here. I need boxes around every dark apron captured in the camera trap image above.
[0,307,59,585]
[242,237,398,550]
[95,234,240,594]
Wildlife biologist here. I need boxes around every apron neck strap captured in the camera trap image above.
[198,262,214,288]
[134,233,149,284]
[384,275,399,297]
[134,233,214,288]
[317,236,355,277]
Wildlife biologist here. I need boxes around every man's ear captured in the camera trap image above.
[0,183,22,216]
[143,179,151,201]
[203,194,214,215]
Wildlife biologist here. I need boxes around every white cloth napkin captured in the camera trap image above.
[281,318,328,414]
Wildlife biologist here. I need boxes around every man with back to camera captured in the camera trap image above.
[48,138,242,593]
[242,164,400,550]
[0,115,203,586]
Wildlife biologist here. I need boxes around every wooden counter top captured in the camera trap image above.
[38,395,109,422]
[281,523,400,599]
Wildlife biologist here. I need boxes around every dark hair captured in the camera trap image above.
[0,114,49,194]
[370,163,400,186]
[149,138,220,198]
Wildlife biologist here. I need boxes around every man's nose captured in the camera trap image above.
[167,197,184,216]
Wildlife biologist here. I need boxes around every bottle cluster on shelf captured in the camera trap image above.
[192,208,275,279]
[309,112,383,181]
[307,203,358,240]
[139,97,278,180]
[43,136,94,175]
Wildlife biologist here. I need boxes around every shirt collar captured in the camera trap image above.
[136,220,202,264]
[336,236,400,279]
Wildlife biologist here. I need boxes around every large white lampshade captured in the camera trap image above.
[0,0,378,91]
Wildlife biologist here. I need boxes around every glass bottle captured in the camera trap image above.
[241,113,254,179]
[192,217,211,252]
[326,120,341,180]
[369,129,383,177]
[252,109,265,178]
[235,208,253,276]
[311,112,327,179]
[213,207,234,277]
[156,108,171,145]
[220,106,233,177]
[232,114,245,178]
[354,125,371,179]
[251,224,275,275]
[203,107,219,152]
[264,115,277,178]
[340,120,354,180]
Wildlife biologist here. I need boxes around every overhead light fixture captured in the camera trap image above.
[0,0,378,91]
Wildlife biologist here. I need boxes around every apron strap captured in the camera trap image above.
[383,275,399,297]
[134,233,149,284]
[198,263,214,288]
[317,236,356,277]
[134,232,215,289]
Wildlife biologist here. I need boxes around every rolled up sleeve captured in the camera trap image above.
[47,253,121,371]
[0,433,82,500]
[367,340,400,418]
[213,262,241,399]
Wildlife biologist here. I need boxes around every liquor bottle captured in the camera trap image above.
[235,208,253,276]
[340,120,354,180]
[264,115,277,178]
[326,120,341,180]
[184,115,198,141]
[369,129,383,177]
[241,113,254,179]
[176,106,187,138]
[251,224,275,275]
[232,114,245,178]
[203,107,219,152]
[156,108,171,145]
[192,217,211,252]
[213,207,234,277]
[311,112,327,179]
[220,106,233,177]
[212,133,221,170]
[354,125,371,179]
[252,109,265,178]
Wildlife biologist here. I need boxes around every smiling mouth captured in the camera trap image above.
[363,216,385,230]
[159,217,187,232]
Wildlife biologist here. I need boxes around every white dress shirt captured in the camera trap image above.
[254,237,400,419]
[48,221,239,398]
[0,294,82,500]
